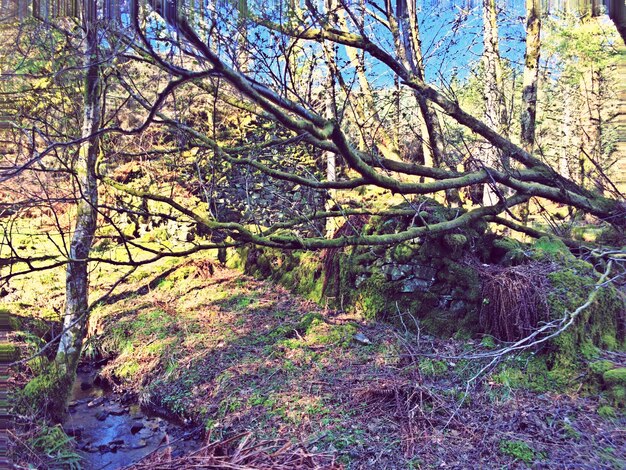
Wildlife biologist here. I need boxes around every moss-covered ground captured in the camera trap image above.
[7,233,625,468]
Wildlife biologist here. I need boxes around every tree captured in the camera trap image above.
[54,6,101,385]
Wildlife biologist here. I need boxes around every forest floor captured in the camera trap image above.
[7,245,626,469]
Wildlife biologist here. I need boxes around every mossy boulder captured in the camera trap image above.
[542,256,625,366]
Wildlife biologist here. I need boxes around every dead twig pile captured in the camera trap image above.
[478,262,555,342]
[124,432,341,470]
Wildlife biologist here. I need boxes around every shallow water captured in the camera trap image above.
[63,368,200,469]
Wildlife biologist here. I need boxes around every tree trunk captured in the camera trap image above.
[54,19,101,394]
[519,0,541,223]
[482,0,507,206]
[520,0,541,153]
[322,0,338,236]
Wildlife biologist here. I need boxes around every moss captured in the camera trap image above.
[597,405,617,420]
[237,246,324,304]
[492,356,576,392]
[543,256,625,377]
[606,385,625,407]
[354,273,393,320]
[421,307,479,338]
[589,360,615,376]
[533,236,573,261]
[296,312,324,332]
[491,237,525,265]
[499,439,544,464]
[168,266,195,281]
[603,368,626,385]
[438,259,481,302]
[444,233,467,248]
[19,363,75,421]
[304,319,357,348]
[419,359,449,377]
[492,367,525,388]
[391,243,418,264]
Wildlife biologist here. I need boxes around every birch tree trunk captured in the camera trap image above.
[55,19,101,380]
[324,0,338,236]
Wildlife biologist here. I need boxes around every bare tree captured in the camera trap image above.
[54,6,101,382]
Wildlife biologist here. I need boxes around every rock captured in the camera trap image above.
[603,368,626,385]
[130,422,144,435]
[109,439,125,446]
[382,264,413,281]
[400,277,430,293]
[131,439,147,450]
[68,398,89,408]
[81,442,98,453]
[412,265,437,281]
[63,426,84,438]
[87,396,105,408]
[106,403,127,416]
[450,300,467,313]
[353,332,372,345]
[354,274,368,288]
[95,410,109,421]
[138,427,155,439]
[147,419,162,431]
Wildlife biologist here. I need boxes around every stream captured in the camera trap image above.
[62,364,202,469]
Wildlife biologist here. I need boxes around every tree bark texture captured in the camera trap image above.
[521,0,541,153]
[482,0,507,206]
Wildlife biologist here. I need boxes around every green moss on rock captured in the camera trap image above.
[18,363,75,421]
[546,261,624,370]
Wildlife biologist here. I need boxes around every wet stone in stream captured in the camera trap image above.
[64,369,201,469]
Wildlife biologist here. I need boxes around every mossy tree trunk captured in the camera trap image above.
[53,17,101,411]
